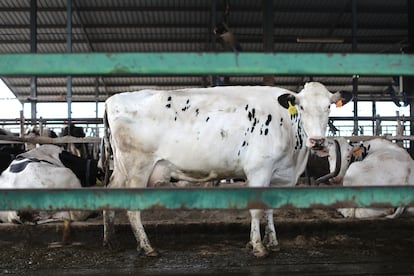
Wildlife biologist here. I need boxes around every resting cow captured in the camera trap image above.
[0,144,100,243]
[322,137,414,218]
[103,82,352,257]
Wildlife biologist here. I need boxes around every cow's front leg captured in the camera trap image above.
[248,209,268,257]
[263,209,279,251]
[127,210,158,257]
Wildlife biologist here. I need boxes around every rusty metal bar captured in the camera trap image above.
[0,186,413,211]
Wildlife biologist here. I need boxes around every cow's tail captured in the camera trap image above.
[101,108,113,187]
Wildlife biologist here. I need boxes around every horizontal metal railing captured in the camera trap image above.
[1,52,414,210]
[0,53,413,76]
[0,186,414,211]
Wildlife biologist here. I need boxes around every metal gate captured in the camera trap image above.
[0,52,414,211]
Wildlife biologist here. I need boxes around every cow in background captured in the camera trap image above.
[103,82,352,257]
[60,123,91,159]
[24,126,58,150]
[321,137,414,218]
[0,144,101,245]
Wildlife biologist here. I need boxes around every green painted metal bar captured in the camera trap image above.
[1,186,414,211]
[0,53,413,76]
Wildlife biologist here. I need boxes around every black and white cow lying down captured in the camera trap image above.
[102,82,352,257]
[0,144,100,226]
[320,137,414,219]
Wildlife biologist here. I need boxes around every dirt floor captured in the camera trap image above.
[1,209,414,275]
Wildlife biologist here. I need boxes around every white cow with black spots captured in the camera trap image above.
[103,82,352,257]
[322,137,414,218]
[0,144,100,244]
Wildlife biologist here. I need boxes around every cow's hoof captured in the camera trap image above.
[103,239,120,251]
[48,242,66,248]
[146,249,160,257]
[48,242,83,248]
[253,245,269,258]
[266,244,280,252]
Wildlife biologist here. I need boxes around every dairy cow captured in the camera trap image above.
[322,137,414,218]
[0,145,99,230]
[103,82,352,257]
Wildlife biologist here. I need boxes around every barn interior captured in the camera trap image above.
[0,0,413,150]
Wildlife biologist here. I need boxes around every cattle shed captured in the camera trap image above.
[0,0,414,204]
[0,0,413,135]
[0,2,414,200]
[2,1,414,275]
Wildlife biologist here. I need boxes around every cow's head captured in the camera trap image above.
[278,82,352,150]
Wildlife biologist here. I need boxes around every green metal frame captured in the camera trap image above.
[0,52,413,76]
[1,52,414,210]
[1,187,414,211]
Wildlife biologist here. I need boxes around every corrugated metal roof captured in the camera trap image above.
[0,0,410,103]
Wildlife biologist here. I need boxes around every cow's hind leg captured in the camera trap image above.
[127,210,158,257]
[248,209,268,257]
[263,209,280,251]
[103,210,120,250]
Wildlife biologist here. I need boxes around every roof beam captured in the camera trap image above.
[0,5,407,14]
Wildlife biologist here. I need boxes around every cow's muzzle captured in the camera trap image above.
[309,138,326,150]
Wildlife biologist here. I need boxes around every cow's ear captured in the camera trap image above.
[331,90,353,107]
[278,93,296,109]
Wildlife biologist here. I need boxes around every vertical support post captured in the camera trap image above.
[19,110,24,138]
[351,0,359,136]
[210,0,219,86]
[262,0,274,86]
[94,77,100,159]
[30,0,37,125]
[372,99,376,135]
[66,0,73,133]
[406,0,414,157]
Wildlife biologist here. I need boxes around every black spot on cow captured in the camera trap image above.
[195,108,199,116]
[245,104,249,111]
[248,111,253,121]
[174,117,177,121]
[167,96,172,101]
[182,106,187,111]
[264,129,269,136]
[252,108,255,118]
[237,150,241,156]
[242,141,246,147]
[9,159,31,173]
[166,103,171,108]
[280,118,283,126]
[250,126,255,133]
[265,114,272,126]
[186,99,190,104]
[206,117,210,122]
[9,157,54,174]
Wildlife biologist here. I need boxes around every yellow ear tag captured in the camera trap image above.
[336,99,343,107]
[288,101,297,115]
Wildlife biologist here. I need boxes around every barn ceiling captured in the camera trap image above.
[0,0,410,103]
